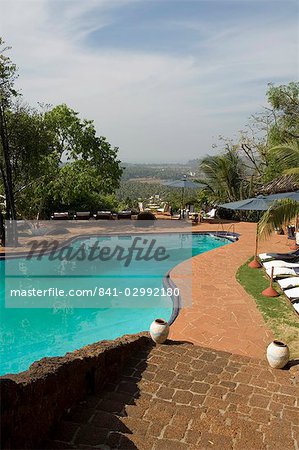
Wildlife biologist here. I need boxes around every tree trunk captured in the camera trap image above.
[0,211,5,247]
[0,102,18,245]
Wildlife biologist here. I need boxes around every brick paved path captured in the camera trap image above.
[44,341,298,450]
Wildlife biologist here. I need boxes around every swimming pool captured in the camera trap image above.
[0,232,231,375]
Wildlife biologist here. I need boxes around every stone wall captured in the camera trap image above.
[0,332,151,449]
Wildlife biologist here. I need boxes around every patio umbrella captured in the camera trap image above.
[220,191,299,211]
[219,195,273,212]
[162,178,205,217]
[266,191,299,201]
[219,192,299,267]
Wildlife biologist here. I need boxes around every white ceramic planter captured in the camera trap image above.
[150,319,169,344]
[266,340,290,369]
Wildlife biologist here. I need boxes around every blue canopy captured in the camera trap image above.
[219,196,271,211]
[266,191,299,202]
[219,191,299,211]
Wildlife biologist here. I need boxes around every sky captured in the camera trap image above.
[0,0,298,163]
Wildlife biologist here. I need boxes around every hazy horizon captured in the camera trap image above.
[1,0,298,163]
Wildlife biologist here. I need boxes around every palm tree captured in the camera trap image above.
[258,199,299,238]
[199,149,249,203]
[269,140,299,177]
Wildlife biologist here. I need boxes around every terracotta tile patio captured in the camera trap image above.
[44,340,299,450]
[170,221,295,359]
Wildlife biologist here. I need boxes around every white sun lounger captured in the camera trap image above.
[263,260,299,270]
[259,253,276,262]
[293,301,299,313]
[266,267,299,279]
[259,251,299,262]
[284,287,299,300]
[277,277,299,290]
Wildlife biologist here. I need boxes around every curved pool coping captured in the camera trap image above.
[0,230,239,260]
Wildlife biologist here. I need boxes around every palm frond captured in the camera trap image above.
[199,149,248,202]
[270,141,299,168]
[283,167,299,178]
[258,199,299,238]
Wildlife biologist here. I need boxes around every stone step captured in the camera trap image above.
[44,343,299,450]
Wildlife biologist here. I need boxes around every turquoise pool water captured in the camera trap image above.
[0,233,230,375]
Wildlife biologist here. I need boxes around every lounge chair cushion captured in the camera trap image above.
[277,277,299,290]
[266,267,299,278]
[293,301,299,313]
[52,212,69,220]
[284,286,299,300]
[259,249,299,262]
[263,260,299,270]
[259,253,275,261]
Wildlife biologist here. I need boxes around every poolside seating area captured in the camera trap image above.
[138,197,172,216]
[51,210,131,220]
[50,206,185,221]
[137,196,205,219]
[49,199,222,224]
[259,248,299,315]
[201,207,217,223]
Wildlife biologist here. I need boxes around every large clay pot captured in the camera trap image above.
[266,340,290,369]
[150,319,169,344]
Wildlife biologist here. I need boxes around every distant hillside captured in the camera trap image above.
[116,180,202,210]
[121,162,199,181]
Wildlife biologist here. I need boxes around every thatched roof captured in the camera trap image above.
[258,175,299,195]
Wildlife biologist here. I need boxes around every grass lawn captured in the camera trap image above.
[236,259,299,359]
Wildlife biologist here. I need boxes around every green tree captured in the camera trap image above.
[44,104,122,188]
[263,82,299,183]
[0,38,123,224]
[14,104,123,218]
[267,82,299,145]
[234,82,299,186]
[47,160,120,213]
[6,103,55,191]
[198,148,249,203]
